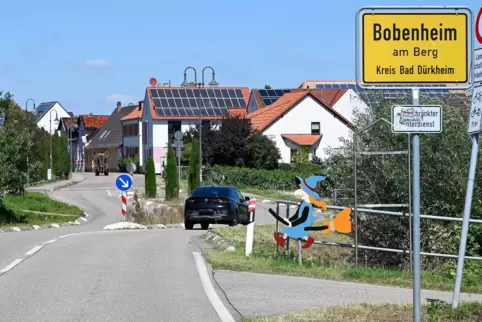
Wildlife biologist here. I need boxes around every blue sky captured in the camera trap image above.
[0,0,480,115]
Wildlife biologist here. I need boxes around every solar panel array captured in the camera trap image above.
[257,89,293,106]
[150,88,247,117]
[315,83,458,108]
[35,102,55,114]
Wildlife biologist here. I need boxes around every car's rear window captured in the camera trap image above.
[191,187,232,198]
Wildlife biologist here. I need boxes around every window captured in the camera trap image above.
[168,121,182,140]
[142,122,148,144]
[124,147,139,158]
[122,123,139,137]
[311,122,320,135]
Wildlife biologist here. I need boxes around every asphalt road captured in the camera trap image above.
[3,173,479,321]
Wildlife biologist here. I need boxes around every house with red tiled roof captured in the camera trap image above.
[141,79,250,173]
[121,101,144,164]
[247,89,356,163]
[77,114,109,171]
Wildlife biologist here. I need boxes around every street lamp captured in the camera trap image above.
[25,98,36,188]
[68,124,79,175]
[49,110,59,181]
[181,66,219,185]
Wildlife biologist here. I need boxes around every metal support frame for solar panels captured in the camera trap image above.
[352,118,412,270]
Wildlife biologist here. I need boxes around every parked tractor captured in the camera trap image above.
[94,153,109,176]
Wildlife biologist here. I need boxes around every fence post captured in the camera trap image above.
[275,203,280,253]
[285,206,290,252]
[297,240,302,265]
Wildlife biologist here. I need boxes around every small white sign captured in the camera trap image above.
[391,105,442,133]
[468,85,482,134]
[47,169,52,181]
[474,48,482,84]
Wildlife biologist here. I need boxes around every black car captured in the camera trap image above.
[184,185,251,230]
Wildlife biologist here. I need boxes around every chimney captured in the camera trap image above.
[89,112,93,116]
[138,100,144,111]
[116,101,122,112]
[264,84,272,89]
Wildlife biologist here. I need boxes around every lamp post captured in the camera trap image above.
[25,98,36,188]
[68,124,79,176]
[49,110,59,181]
[181,66,219,186]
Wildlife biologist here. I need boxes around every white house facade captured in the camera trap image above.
[248,90,355,163]
[35,101,71,135]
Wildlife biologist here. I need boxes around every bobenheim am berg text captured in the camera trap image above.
[373,23,457,76]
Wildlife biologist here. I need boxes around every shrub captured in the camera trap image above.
[245,133,281,170]
[188,139,201,194]
[144,156,156,198]
[203,165,328,191]
[117,156,141,173]
[165,143,179,200]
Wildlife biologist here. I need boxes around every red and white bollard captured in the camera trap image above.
[245,199,256,256]
[121,191,127,221]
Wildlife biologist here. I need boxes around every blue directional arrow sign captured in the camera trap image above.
[116,174,133,191]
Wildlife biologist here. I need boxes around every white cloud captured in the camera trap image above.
[105,93,135,105]
[84,59,113,68]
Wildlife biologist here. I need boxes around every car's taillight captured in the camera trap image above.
[217,199,231,204]
[187,199,196,204]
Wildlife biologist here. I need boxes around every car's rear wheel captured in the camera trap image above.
[184,221,194,230]
[201,223,209,230]
[229,212,239,227]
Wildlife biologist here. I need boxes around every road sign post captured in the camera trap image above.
[116,174,133,221]
[452,89,482,308]
[355,6,472,321]
[245,199,256,257]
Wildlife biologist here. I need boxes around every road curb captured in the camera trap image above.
[0,211,89,234]
[204,231,236,252]
[145,223,185,229]
[51,176,87,192]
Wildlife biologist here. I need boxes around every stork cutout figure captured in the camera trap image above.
[269,175,352,249]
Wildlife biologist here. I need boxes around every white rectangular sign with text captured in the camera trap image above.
[391,105,442,133]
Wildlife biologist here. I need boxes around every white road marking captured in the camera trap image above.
[80,217,87,222]
[25,245,43,256]
[84,212,90,217]
[0,259,24,273]
[59,234,73,239]
[192,252,235,322]
[44,239,58,244]
[107,190,112,197]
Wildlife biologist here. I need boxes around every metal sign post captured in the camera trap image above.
[116,174,133,222]
[245,199,256,256]
[355,6,473,322]
[173,131,184,186]
[452,85,482,308]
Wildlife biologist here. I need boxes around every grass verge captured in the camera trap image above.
[244,302,482,322]
[4,192,84,216]
[206,224,482,294]
[241,188,299,202]
[0,209,79,227]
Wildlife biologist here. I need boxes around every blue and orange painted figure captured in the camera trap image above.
[269,175,352,249]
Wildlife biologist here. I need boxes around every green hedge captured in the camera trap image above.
[203,165,327,191]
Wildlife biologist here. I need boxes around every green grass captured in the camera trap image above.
[206,224,482,294]
[0,209,79,227]
[244,302,482,322]
[3,192,84,216]
[241,188,300,202]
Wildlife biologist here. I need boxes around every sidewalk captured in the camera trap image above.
[27,173,86,192]
[213,270,482,318]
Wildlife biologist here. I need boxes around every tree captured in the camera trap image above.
[246,133,281,170]
[165,143,179,200]
[144,156,157,198]
[322,91,482,273]
[188,139,201,194]
[292,146,310,163]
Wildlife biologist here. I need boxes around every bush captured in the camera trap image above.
[245,133,281,170]
[165,143,179,200]
[203,165,328,191]
[117,156,141,173]
[188,139,201,194]
[144,156,156,198]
